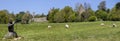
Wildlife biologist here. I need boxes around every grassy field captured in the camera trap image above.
[0,21,120,41]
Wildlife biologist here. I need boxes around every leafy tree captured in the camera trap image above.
[80,3,95,22]
[98,1,106,11]
[53,10,65,23]
[9,12,16,21]
[62,6,75,22]
[88,16,97,22]
[47,8,59,22]
[88,8,95,16]
[108,5,120,21]
[0,10,9,24]
[16,11,25,20]
[22,11,33,24]
[41,13,46,17]
[35,13,46,18]
[75,3,85,22]
[115,2,120,10]
[95,10,107,21]
[106,9,110,13]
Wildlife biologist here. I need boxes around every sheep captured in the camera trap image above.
[100,23,104,26]
[48,25,51,29]
[65,24,69,29]
[113,23,117,27]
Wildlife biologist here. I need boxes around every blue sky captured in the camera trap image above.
[0,0,120,14]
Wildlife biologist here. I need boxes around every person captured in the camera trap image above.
[8,20,18,38]
[3,20,21,40]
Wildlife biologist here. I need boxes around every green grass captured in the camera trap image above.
[0,21,120,41]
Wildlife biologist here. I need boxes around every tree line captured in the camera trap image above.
[0,10,46,24]
[0,1,120,24]
[47,1,120,23]
[0,11,33,24]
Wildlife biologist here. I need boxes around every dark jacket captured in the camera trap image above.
[8,22,14,32]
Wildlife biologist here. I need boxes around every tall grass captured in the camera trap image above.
[0,21,120,41]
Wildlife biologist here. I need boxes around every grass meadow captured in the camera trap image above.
[0,21,120,41]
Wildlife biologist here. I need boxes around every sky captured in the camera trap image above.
[0,0,120,15]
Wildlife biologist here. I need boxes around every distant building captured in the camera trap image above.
[79,4,85,15]
[32,17,47,22]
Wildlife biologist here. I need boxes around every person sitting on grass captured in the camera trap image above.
[3,20,21,40]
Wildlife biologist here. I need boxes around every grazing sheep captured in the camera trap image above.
[113,23,117,27]
[48,25,51,29]
[65,24,69,29]
[100,23,104,26]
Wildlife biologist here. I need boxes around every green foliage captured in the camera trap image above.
[16,11,26,20]
[53,11,65,23]
[88,8,95,16]
[98,1,106,11]
[9,13,16,21]
[62,6,76,22]
[75,14,82,22]
[35,13,46,18]
[74,4,85,22]
[88,16,97,22]
[115,2,120,10]
[95,10,107,21]
[81,12,88,21]
[47,8,59,22]
[47,6,75,23]
[108,7,120,21]
[21,11,33,24]
[108,2,120,21]
[0,10,9,24]
[1,2,120,23]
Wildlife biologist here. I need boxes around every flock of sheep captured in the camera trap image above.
[100,23,117,27]
[48,24,70,29]
[3,23,117,40]
[48,23,117,29]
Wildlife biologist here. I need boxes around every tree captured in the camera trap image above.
[34,13,46,18]
[95,10,107,21]
[53,10,65,23]
[16,11,25,20]
[75,3,85,22]
[88,16,97,22]
[88,8,95,16]
[41,13,46,17]
[9,12,16,21]
[62,6,76,22]
[98,1,106,11]
[82,3,91,21]
[115,2,120,10]
[47,8,59,22]
[106,9,110,13]
[0,10,9,24]
[79,3,95,22]
[21,11,33,24]
[108,3,120,21]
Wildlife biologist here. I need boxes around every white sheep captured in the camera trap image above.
[48,25,51,29]
[65,24,69,29]
[100,23,104,26]
[113,23,117,27]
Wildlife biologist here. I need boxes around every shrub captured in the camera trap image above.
[88,16,97,22]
